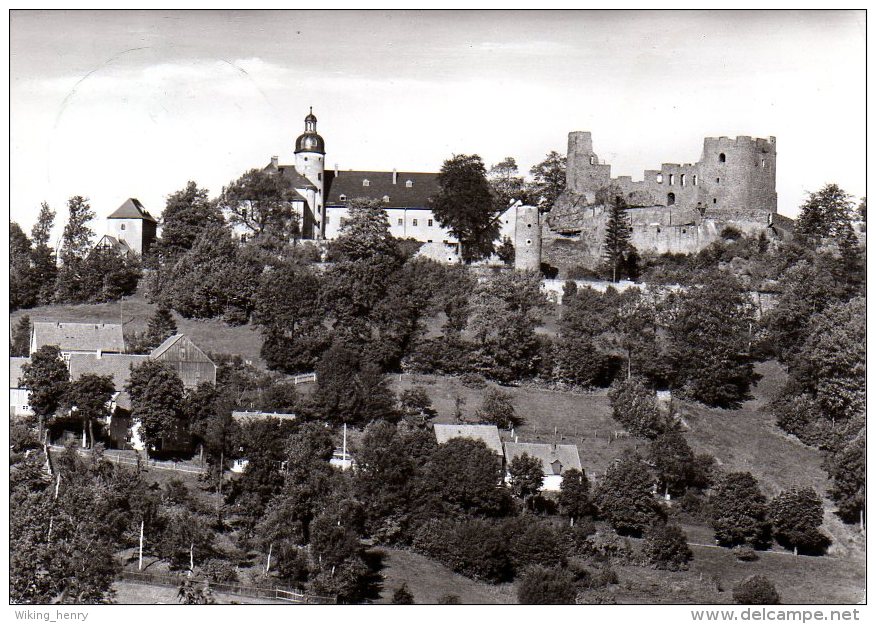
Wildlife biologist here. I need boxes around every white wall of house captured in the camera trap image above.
[10,388,33,417]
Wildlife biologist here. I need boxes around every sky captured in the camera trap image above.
[9,10,866,240]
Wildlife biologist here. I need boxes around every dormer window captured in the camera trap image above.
[383,195,390,203]
[339,194,347,201]
[405,180,413,188]
[362,179,370,187]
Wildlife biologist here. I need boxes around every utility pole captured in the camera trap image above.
[139,520,145,571]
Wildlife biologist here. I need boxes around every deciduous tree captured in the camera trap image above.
[528,151,567,213]
[709,472,771,548]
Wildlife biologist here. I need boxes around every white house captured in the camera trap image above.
[503,441,583,492]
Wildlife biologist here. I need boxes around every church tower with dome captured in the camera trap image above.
[293,108,326,238]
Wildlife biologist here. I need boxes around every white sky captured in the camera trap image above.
[9,9,866,239]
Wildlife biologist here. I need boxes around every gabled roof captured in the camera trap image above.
[324,170,439,208]
[94,234,133,254]
[150,334,185,359]
[433,423,504,456]
[68,354,149,389]
[503,442,582,476]
[10,357,29,388]
[107,198,158,223]
[31,322,125,354]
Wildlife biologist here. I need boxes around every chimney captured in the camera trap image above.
[96,349,102,360]
[270,155,278,167]
[334,163,339,176]
[392,169,398,185]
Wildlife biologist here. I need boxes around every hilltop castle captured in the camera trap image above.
[547,131,793,264]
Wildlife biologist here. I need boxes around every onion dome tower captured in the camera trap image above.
[294,107,326,238]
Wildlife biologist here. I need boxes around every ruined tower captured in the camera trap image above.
[514,204,541,272]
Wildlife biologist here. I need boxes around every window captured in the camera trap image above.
[406,180,413,188]
[693,175,698,186]
[589,156,595,165]
[318,173,322,181]
[656,173,663,184]
[362,179,370,187]
[719,153,726,163]
[526,239,532,246]
[428,219,433,227]
[761,159,766,168]
[325,216,329,225]
[669,174,675,185]
[339,194,346,201]
[716,178,720,183]
[397,218,403,226]
[413,219,418,226]
[681,174,686,187]
[667,192,676,206]
[383,195,390,203]
[713,198,717,204]
[120,223,126,230]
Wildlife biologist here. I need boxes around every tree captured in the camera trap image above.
[20,345,71,440]
[125,360,186,456]
[648,432,704,497]
[517,565,577,604]
[603,194,632,282]
[709,472,771,548]
[219,168,301,247]
[508,453,544,508]
[487,157,527,209]
[30,202,59,305]
[332,198,402,263]
[594,453,664,536]
[73,246,142,303]
[825,434,865,525]
[10,222,38,310]
[59,196,95,264]
[65,374,115,449]
[422,438,508,517]
[158,181,224,261]
[733,575,781,605]
[143,305,178,349]
[668,271,758,408]
[608,377,671,439]
[11,315,31,357]
[528,151,567,213]
[399,386,436,427]
[795,183,855,243]
[430,154,500,262]
[475,387,519,429]
[558,469,593,524]
[768,487,828,554]
[642,522,692,570]
[391,583,415,604]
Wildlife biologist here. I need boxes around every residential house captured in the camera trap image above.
[10,356,33,417]
[30,321,125,359]
[503,441,583,492]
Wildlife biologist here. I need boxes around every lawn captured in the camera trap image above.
[372,547,516,604]
[11,288,265,366]
[111,580,286,604]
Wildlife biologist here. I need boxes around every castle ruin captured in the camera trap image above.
[547,131,793,265]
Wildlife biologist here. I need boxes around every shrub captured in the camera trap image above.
[391,583,415,604]
[438,594,461,604]
[608,377,672,439]
[475,387,520,429]
[517,565,577,605]
[732,546,759,562]
[200,558,239,584]
[709,472,771,548]
[642,522,693,571]
[733,575,781,605]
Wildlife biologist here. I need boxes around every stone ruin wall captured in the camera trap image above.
[547,131,784,267]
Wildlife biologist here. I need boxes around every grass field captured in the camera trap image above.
[111,581,286,604]
[11,289,265,366]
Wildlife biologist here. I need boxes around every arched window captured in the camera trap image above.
[719,153,726,163]
[667,192,676,206]
[680,174,686,187]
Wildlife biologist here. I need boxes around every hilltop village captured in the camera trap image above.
[9,110,865,606]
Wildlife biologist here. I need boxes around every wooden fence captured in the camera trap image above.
[119,570,335,604]
[292,372,317,385]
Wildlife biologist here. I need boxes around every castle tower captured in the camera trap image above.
[566,131,612,198]
[106,198,157,255]
[514,204,541,272]
[698,135,777,214]
[294,107,326,238]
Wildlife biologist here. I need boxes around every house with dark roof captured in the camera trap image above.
[105,197,158,255]
[503,441,583,491]
[31,322,125,357]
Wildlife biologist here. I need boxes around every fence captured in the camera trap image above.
[119,570,335,604]
[48,444,207,475]
[292,372,317,385]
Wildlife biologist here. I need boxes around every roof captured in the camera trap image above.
[231,411,297,422]
[277,166,318,191]
[324,170,439,208]
[94,234,133,254]
[503,442,582,476]
[31,322,125,354]
[68,353,149,389]
[107,198,158,223]
[150,334,214,364]
[10,357,29,388]
[433,423,504,456]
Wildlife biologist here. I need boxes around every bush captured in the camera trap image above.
[391,583,415,604]
[642,522,693,571]
[517,565,577,605]
[732,546,759,562]
[475,387,520,429]
[733,575,781,605]
[200,559,239,584]
[438,594,461,604]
